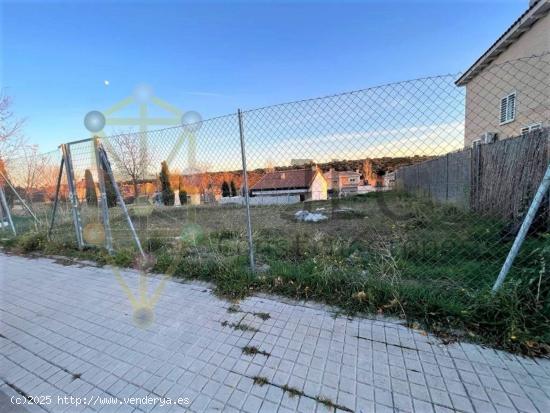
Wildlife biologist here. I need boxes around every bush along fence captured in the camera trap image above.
[0,53,549,353]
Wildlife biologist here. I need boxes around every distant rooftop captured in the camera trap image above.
[251,168,318,191]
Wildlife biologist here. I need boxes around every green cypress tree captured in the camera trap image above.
[179,186,188,205]
[221,181,230,197]
[159,161,174,206]
[230,180,237,197]
[84,169,98,206]
[103,167,117,207]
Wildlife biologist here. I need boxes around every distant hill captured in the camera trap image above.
[118,155,434,197]
[265,156,434,178]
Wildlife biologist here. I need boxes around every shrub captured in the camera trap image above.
[159,161,174,206]
[84,169,98,206]
[17,232,46,253]
[104,167,118,207]
[221,181,230,197]
[179,188,187,205]
[146,236,168,252]
[112,248,135,267]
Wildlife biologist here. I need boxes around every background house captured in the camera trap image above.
[323,168,361,196]
[384,171,396,188]
[456,0,549,147]
[250,167,328,202]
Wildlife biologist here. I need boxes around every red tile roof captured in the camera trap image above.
[251,169,319,191]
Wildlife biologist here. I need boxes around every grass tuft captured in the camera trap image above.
[227,304,240,313]
[253,312,271,320]
[242,345,270,357]
[281,384,304,398]
[220,321,259,333]
[315,395,353,412]
[252,376,269,386]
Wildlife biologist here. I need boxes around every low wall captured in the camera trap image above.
[395,150,470,209]
[219,195,301,206]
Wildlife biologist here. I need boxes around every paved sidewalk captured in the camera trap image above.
[0,254,549,413]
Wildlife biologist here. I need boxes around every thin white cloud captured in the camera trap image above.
[278,121,464,147]
[182,91,227,97]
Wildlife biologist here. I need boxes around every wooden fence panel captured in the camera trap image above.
[447,150,471,209]
[474,128,548,222]
[395,128,548,221]
[396,149,471,208]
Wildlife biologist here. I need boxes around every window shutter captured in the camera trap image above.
[500,93,516,124]
[500,97,508,123]
[507,93,516,121]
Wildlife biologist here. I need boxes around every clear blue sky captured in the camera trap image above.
[1,0,528,153]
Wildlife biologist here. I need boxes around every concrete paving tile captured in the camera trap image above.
[1,254,549,413]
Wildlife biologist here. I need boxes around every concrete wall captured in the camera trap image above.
[396,155,470,208]
[220,195,301,205]
[464,13,549,146]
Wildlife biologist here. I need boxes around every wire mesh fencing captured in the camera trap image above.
[1,53,548,302]
[0,148,65,236]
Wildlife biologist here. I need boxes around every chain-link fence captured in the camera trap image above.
[1,54,549,344]
[1,148,65,235]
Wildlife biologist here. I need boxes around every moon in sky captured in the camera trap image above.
[104,80,110,86]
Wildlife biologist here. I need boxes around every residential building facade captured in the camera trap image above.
[456,0,550,147]
[323,168,362,196]
[250,167,328,202]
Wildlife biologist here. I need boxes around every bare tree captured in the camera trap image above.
[17,145,48,205]
[0,91,27,162]
[39,163,62,202]
[107,131,149,198]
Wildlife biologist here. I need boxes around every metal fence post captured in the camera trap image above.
[97,143,146,258]
[0,189,4,229]
[445,153,449,201]
[61,143,85,249]
[94,138,114,253]
[0,169,39,225]
[237,109,256,272]
[492,161,550,292]
[0,185,16,236]
[48,157,64,238]
[416,166,420,195]
[471,143,482,212]
[547,130,550,226]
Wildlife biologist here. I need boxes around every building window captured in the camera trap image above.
[521,123,542,136]
[500,92,516,124]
